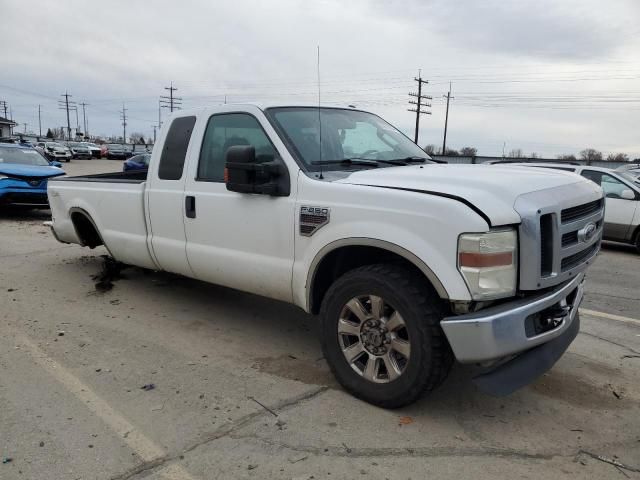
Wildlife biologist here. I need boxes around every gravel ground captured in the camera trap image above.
[1,159,639,479]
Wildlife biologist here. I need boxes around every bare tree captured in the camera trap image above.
[530,152,539,159]
[445,148,459,156]
[557,154,577,161]
[460,147,477,156]
[606,152,629,162]
[423,144,437,155]
[579,148,603,165]
[508,148,524,158]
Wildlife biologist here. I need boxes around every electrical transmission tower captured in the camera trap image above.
[120,104,128,143]
[58,92,75,140]
[441,83,455,155]
[160,81,182,113]
[408,74,432,145]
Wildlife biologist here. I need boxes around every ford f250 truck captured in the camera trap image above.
[47,105,604,407]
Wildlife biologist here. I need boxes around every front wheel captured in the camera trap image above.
[320,263,453,408]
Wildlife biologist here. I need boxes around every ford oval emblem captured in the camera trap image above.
[577,222,597,243]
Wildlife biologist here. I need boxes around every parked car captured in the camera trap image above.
[0,143,66,207]
[494,162,640,252]
[104,143,127,159]
[81,142,102,158]
[67,142,93,159]
[48,104,603,407]
[43,142,72,162]
[123,153,151,171]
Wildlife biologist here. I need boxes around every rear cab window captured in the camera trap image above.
[158,116,197,180]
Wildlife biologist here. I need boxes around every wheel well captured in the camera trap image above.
[309,245,438,314]
[70,211,103,248]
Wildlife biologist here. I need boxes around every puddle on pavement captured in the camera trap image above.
[253,355,337,387]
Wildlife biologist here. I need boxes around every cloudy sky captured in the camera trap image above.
[1,0,639,158]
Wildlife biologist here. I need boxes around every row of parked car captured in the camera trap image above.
[31,141,151,162]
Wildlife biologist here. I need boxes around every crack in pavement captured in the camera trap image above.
[580,331,640,355]
[227,434,556,460]
[109,386,329,480]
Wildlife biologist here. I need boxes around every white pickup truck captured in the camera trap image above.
[48,104,604,407]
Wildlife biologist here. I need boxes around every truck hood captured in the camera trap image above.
[336,164,588,226]
[0,163,66,180]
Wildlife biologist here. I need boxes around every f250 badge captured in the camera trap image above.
[300,206,330,236]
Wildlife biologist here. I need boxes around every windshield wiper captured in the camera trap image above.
[312,158,380,168]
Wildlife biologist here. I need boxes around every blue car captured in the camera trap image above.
[0,143,66,208]
[123,153,151,172]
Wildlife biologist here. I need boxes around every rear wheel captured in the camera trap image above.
[320,263,453,408]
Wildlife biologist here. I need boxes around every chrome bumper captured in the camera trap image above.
[441,273,584,363]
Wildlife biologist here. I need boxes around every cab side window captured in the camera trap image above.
[158,116,196,180]
[198,113,278,182]
[581,170,628,199]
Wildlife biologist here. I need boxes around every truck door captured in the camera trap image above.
[183,111,296,302]
[146,115,196,276]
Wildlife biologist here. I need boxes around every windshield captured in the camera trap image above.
[620,171,640,186]
[108,144,124,150]
[266,107,431,171]
[0,146,50,166]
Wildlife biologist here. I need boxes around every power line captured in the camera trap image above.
[160,81,182,112]
[442,82,454,154]
[408,72,432,144]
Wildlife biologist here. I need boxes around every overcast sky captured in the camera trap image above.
[1,0,639,158]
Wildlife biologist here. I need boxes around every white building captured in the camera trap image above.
[0,116,16,138]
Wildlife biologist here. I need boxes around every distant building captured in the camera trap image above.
[0,116,17,137]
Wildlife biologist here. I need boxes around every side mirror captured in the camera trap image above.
[620,189,636,200]
[50,161,63,168]
[225,146,290,196]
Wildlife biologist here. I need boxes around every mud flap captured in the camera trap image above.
[472,314,580,396]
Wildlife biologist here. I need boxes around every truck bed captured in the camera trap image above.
[48,170,157,269]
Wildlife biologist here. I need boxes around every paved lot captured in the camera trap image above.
[1,160,639,479]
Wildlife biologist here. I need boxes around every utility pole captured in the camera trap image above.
[0,100,8,118]
[58,92,74,140]
[38,105,42,137]
[158,99,162,129]
[151,124,157,144]
[160,81,182,112]
[408,72,432,145]
[441,82,454,155]
[120,103,128,143]
[80,102,89,137]
[23,123,28,134]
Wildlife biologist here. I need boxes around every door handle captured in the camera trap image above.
[185,196,196,218]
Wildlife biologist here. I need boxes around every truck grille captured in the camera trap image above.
[515,183,604,291]
[561,199,603,224]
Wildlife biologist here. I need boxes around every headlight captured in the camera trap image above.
[458,229,517,300]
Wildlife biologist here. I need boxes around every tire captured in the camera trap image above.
[320,263,453,408]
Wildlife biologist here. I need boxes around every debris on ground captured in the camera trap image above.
[57,331,65,336]
[247,464,258,470]
[579,450,640,474]
[2,457,12,464]
[39,441,44,447]
[7,288,15,292]
[398,416,414,425]
[248,396,278,417]
[140,383,156,391]
[288,454,308,464]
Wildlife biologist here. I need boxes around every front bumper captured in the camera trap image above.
[441,272,584,363]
